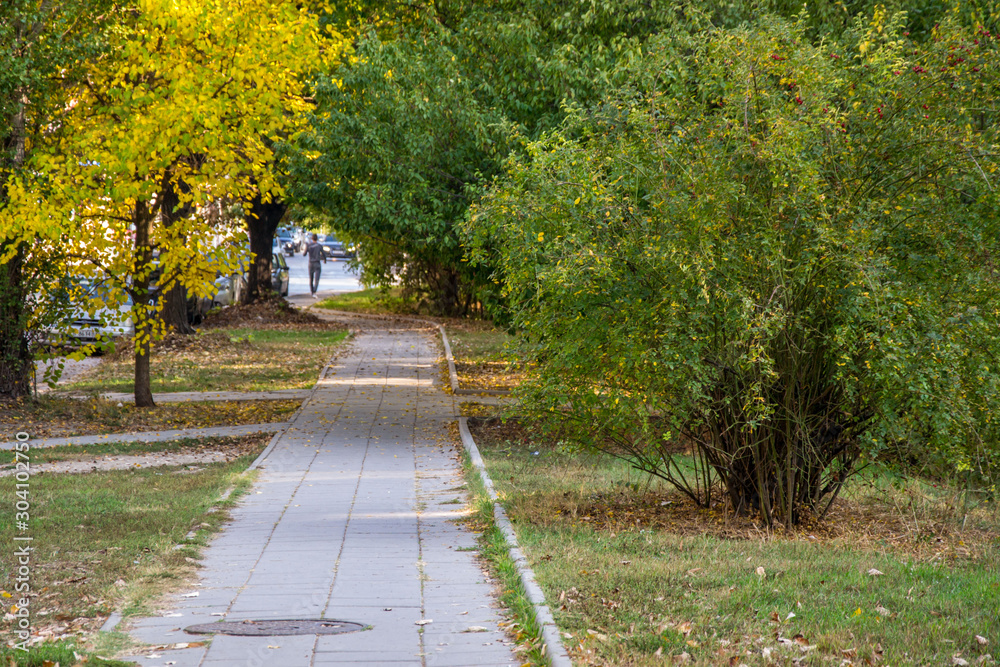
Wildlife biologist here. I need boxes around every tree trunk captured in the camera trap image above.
[0,246,31,400]
[158,169,195,334]
[0,85,32,400]
[133,200,156,408]
[162,283,194,334]
[242,190,286,304]
[429,265,463,317]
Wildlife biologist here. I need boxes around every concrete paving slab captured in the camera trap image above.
[119,646,207,667]
[123,320,515,666]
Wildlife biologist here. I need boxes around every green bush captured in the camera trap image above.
[466,13,1000,525]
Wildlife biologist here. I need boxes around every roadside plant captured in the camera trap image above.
[466,13,1000,526]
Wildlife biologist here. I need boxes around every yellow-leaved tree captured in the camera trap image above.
[3,0,323,406]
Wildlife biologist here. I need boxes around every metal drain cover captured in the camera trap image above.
[185,619,365,637]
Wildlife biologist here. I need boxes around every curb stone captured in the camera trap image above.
[458,416,573,667]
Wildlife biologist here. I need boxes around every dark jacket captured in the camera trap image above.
[304,241,326,263]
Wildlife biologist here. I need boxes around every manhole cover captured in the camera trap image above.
[185,619,365,637]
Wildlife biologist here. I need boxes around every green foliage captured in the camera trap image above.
[467,14,1000,525]
[0,0,119,398]
[1,0,322,403]
[289,20,509,314]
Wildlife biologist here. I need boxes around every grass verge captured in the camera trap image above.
[447,322,521,392]
[2,396,299,440]
[60,327,347,395]
[458,440,549,666]
[0,434,269,467]
[0,438,266,664]
[0,640,133,666]
[469,419,1000,666]
[316,287,412,314]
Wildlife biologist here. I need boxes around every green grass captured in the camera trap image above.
[0,444,263,663]
[62,327,347,394]
[448,328,510,364]
[0,640,133,666]
[447,325,521,391]
[470,425,1000,666]
[460,449,548,666]
[316,287,411,314]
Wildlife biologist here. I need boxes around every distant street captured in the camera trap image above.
[282,250,362,297]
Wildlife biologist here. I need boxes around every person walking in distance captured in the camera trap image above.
[304,233,327,297]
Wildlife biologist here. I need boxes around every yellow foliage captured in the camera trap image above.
[2,0,335,329]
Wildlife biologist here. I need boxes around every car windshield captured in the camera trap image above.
[69,280,133,307]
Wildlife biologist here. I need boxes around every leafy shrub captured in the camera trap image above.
[466,13,1000,525]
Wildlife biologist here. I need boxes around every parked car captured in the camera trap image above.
[276,234,296,256]
[211,252,288,306]
[318,234,354,259]
[272,252,290,296]
[41,278,134,344]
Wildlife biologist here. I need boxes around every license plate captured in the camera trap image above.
[77,327,97,339]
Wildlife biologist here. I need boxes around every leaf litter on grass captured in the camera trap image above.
[1,397,300,440]
[469,417,1000,666]
[0,445,264,658]
[0,434,271,474]
[58,323,347,395]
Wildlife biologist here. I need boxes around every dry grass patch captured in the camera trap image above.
[60,326,347,395]
[1,396,299,440]
[469,418,1000,666]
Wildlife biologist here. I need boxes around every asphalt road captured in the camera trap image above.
[280,250,363,296]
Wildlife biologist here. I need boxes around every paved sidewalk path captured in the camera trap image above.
[89,389,312,403]
[0,423,288,450]
[122,323,516,667]
[33,355,102,394]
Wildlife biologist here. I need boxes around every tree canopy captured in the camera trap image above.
[2,0,322,404]
[0,0,119,398]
